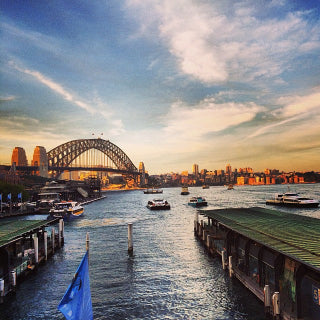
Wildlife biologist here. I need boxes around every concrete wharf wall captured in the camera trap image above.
[194,212,320,320]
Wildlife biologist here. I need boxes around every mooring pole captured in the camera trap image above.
[128,223,133,255]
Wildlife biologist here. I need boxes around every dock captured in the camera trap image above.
[194,207,320,320]
[0,218,64,302]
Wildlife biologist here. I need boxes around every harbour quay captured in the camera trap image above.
[194,207,320,320]
[0,218,64,302]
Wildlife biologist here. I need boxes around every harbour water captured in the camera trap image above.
[0,184,319,319]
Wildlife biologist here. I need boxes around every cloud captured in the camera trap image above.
[248,90,320,138]
[0,96,16,103]
[10,61,97,114]
[163,98,263,139]
[126,0,320,84]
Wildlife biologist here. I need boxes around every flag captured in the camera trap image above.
[7,193,11,201]
[58,251,93,320]
[0,194,2,201]
[17,193,22,200]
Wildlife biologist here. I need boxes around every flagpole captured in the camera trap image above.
[0,194,2,213]
[86,232,90,264]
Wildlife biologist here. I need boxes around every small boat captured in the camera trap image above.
[227,184,234,190]
[266,192,319,208]
[181,186,190,195]
[49,201,84,220]
[188,196,208,207]
[202,185,209,189]
[147,199,170,210]
[144,188,163,194]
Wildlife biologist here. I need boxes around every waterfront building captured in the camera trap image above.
[11,147,28,166]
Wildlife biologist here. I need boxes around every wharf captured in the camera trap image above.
[195,207,320,320]
[0,218,64,302]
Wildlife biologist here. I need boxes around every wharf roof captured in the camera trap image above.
[201,207,320,272]
[0,219,59,248]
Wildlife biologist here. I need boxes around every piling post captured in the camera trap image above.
[44,231,48,261]
[62,220,64,246]
[202,229,206,242]
[51,228,55,254]
[221,250,226,270]
[86,232,90,253]
[58,219,63,248]
[10,270,16,292]
[264,285,271,316]
[194,212,199,233]
[206,234,210,248]
[0,279,4,303]
[34,236,39,265]
[228,256,233,278]
[272,292,280,319]
[128,223,133,255]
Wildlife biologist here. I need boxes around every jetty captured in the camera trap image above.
[194,207,320,320]
[0,218,64,302]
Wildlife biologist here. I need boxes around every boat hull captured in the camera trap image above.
[188,202,208,207]
[266,200,319,208]
[181,192,190,195]
[147,205,171,210]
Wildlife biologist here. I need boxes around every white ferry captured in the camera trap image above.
[266,192,319,208]
[49,201,84,220]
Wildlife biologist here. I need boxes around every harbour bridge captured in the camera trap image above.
[5,138,144,185]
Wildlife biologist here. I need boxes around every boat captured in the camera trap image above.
[36,192,61,213]
[147,199,170,210]
[49,201,84,220]
[202,185,209,189]
[181,186,190,195]
[227,184,234,190]
[188,196,208,207]
[266,192,319,208]
[144,188,163,194]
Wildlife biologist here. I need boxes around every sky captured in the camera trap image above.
[1,0,320,174]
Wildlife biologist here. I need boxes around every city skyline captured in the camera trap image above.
[1,1,320,174]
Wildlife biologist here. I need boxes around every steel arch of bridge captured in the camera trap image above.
[47,138,138,173]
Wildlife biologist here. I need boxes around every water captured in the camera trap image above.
[0,184,319,319]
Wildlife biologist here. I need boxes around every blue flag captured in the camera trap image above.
[7,193,11,201]
[17,193,22,200]
[0,194,2,201]
[58,251,93,320]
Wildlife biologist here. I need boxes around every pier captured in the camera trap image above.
[0,218,64,302]
[194,207,320,320]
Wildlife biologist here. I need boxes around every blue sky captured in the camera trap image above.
[1,0,320,174]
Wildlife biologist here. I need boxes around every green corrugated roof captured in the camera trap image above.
[201,207,320,272]
[0,220,53,248]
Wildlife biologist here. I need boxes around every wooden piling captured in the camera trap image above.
[228,256,233,278]
[221,250,226,270]
[51,228,55,254]
[44,231,48,261]
[58,219,63,248]
[128,223,133,255]
[0,279,4,303]
[34,236,39,265]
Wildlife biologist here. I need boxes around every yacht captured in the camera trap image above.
[266,192,319,208]
[147,199,170,210]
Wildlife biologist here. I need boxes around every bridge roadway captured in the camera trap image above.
[0,165,141,176]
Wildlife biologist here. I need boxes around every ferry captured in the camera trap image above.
[147,199,170,210]
[202,185,209,189]
[36,192,61,213]
[49,201,84,220]
[227,184,234,190]
[181,186,190,195]
[266,192,319,208]
[144,188,163,194]
[188,196,208,207]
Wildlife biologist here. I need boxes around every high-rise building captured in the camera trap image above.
[226,164,232,174]
[192,164,199,177]
[11,147,28,166]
